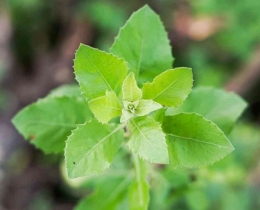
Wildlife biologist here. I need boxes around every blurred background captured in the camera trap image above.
[1,0,260,209]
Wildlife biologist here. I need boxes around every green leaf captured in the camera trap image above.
[128,155,149,210]
[110,5,173,83]
[12,96,92,154]
[76,174,132,210]
[65,120,124,178]
[89,91,122,124]
[128,116,169,164]
[135,100,162,116]
[122,72,142,102]
[162,113,234,168]
[47,84,81,98]
[74,44,128,100]
[166,87,247,134]
[142,68,193,107]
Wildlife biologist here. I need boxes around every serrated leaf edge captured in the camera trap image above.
[164,112,235,168]
[142,67,194,108]
[109,5,174,75]
[73,44,129,100]
[12,96,86,155]
[64,120,125,178]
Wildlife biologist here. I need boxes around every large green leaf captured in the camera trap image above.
[128,116,169,164]
[76,174,132,210]
[162,113,234,168]
[12,96,92,154]
[142,68,193,107]
[122,72,142,102]
[88,91,122,124]
[166,87,247,134]
[128,155,149,210]
[65,120,124,178]
[110,5,173,83]
[74,44,128,100]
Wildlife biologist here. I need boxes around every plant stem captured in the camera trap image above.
[132,153,145,205]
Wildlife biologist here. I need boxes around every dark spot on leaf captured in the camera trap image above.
[30,135,35,141]
[190,173,196,182]
[73,162,75,164]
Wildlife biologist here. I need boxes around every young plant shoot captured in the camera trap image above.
[12,5,247,210]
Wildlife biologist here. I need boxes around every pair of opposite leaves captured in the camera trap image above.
[88,70,189,124]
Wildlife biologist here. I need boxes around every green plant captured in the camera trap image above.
[12,5,247,209]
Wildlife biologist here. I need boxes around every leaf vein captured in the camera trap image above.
[152,71,189,100]
[70,123,124,176]
[168,134,230,149]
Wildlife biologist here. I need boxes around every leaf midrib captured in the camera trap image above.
[83,48,114,93]
[168,133,232,149]
[136,7,148,77]
[27,121,75,128]
[70,124,124,176]
[102,105,122,111]
[152,70,189,100]
[130,118,165,159]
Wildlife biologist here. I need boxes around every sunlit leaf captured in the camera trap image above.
[135,100,162,116]
[142,68,193,107]
[122,72,142,102]
[111,5,173,83]
[89,91,122,124]
[74,44,128,100]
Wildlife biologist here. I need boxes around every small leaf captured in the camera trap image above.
[122,72,142,102]
[128,156,149,210]
[65,120,124,178]
[123,100,139,113]
[74,44,128,100]
[162,113,234,168]
[110,5,173,83]
[142,68,193,107]
[166,87,247,134]
[135,100,162,116]
[89,91,122,124]
[128,116,169,164]
[12,96,92,154]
